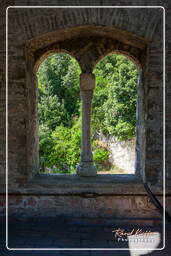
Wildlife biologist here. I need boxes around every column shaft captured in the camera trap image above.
[77,73,97,176]
[81,90,93,162]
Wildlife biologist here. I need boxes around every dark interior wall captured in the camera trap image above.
[0,0,170,217]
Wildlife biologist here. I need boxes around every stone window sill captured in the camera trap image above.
[2,174,165,195]
[22,173,149,195]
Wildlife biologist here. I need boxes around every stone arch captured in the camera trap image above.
[26,25,148,176]
[35,51,82,174]
[92,52,141,175]
[26,25,147,178]
[26,25,147,179]
[27,25,147,75]
[33,49,82,74]
[92,50,142,73]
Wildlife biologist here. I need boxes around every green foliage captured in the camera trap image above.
[39,118,81,173]
[92,140,109,161]
[93,148,109,164]
[51,118,81,172]
[92,140,110,171]
[37,53,81,129]
[38,95,67,130]
[93,54,138,140]
[39,124,55,168]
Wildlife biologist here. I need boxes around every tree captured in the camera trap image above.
[37,53,81,129]
[93,54,138,140]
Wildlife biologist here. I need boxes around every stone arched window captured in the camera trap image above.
[92,53,141,175]
[26,25,147,180]
[35,52,82,174]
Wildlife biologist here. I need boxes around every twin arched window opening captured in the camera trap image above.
[36,52,139,176]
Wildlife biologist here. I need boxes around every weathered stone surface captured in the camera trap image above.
[77,161,97,177]
[99,134,136,173]
[80,73,95,91]
[0,194,164,218]
[77,81,97,176]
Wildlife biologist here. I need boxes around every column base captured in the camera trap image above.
[76,161,97,177]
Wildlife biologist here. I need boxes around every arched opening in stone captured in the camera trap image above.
[36,52,82,174]
[26,25,147,178]
[92,53,140,174]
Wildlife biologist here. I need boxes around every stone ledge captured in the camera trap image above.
[30,173,141,185]
[0,174,167,195]
[6,174,149,195]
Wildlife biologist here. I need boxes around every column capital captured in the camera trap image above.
[80,73,95,91]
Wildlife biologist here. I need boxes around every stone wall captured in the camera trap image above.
[99,135,135,173]
[0,194,162,218]
[0,193,170,218]
[0,0,170,218]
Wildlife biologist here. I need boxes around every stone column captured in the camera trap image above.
[77,73,97,176]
